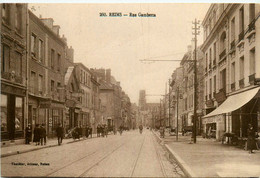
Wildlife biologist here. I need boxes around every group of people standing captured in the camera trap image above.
[97,124,108,137]
[30,124,47,146]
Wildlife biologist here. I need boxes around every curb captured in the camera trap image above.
[152,131,197,177]
[1,138,88,158]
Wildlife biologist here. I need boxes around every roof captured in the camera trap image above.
[99,79,114,90]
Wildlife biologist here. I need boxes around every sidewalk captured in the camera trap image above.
[1,135,98,158]
[154,131,260,177]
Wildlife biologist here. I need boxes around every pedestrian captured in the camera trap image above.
[56,123,64,145]
[40,124,47,145]
[33,124,40,146]
[113,126,117,135]
[89,126,93,138]
[101,125,104,137]
[119,125,124,135]
[25,124,32,144]
[85,125,89,138]
[97,124,100,137]
[247,123,257,154]
[104,125,108,138]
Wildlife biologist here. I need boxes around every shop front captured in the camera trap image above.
[1,83,26,141]
[203,87,260,142]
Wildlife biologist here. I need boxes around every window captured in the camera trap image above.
[51,49,55,69]
[249,48,255,75]
[249,4,255,23]
[205,81,207,99]
[213,76,216,93]
[1,94,8,132]
[220,32,226,53]
[231,62,235,83]
[209,78,212,98]
[213,42,216,64]
[240,56,244,80]
[239,6,244,34]
[213,10,216,25]
[30,71,36,93]
[209,48,212,68]
[31,34,36,57]
[15,52,22,76]
[38,39,43,62]
[1,45,10,72]
[57,54,61,72]
[38,75,43,93]
[15,4,22,33]
[51,80,55,92]
[15,97,23,131]
[231,17,235,42]
[205,53,208,70]
[80,70,83,83]
[2,4,10,24]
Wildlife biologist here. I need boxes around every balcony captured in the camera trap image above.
[213,59,216,67]
[239,78,245,88]
[230,40,235,50]
[219,49,226,60]
[231,82,235,91]
[1,72,23,84]
[248,20,255,33]
[249,73,255,85]
[238,30,244,42]
[215,88,226,105]
[209,63,212,70]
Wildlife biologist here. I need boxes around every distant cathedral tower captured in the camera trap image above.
[138,90,146,111]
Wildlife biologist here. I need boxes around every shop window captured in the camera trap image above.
[15,97,23,131]
[1,94,8,132]
[38,108,45,125]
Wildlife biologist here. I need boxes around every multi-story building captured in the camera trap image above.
[170,67,184,132]
[73,63,92,128]
[28,11,70,137]
[170,45,204,134]
[90,72,101,133]
[1,3,28,141]
[92,68,126,129]
[202,4,260,140]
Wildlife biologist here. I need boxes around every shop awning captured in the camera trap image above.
[203,87,260,118]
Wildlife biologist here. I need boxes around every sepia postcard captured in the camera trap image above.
[1,1,260,177]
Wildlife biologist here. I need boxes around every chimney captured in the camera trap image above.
[106,69,111,83]
[40,18,54,30]
[62,34,67,43]
[52,25,60,36]
[67,46,74,63]
[187,45,192,52]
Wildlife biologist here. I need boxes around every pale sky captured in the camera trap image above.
[29,3,211,104]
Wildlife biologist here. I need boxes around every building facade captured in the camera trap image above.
[202,3,260,140]
[1,3,28,141]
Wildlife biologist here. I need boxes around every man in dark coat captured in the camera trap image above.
[40,124,47,145]
[56,123,64,145]
[25,124,32,144]
[247,124,257,153]
[97,124,100,137]
[33,124,40,146]
[85,125,89,138]
[89,126,93,138]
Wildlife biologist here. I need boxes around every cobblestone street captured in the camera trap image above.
[1,130,184,177]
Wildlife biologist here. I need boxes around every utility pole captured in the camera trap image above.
[192,18,200,144]
[165,82,167,127]
[168,79,171,128]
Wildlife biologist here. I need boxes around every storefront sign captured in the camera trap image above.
[39,100,51,108]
